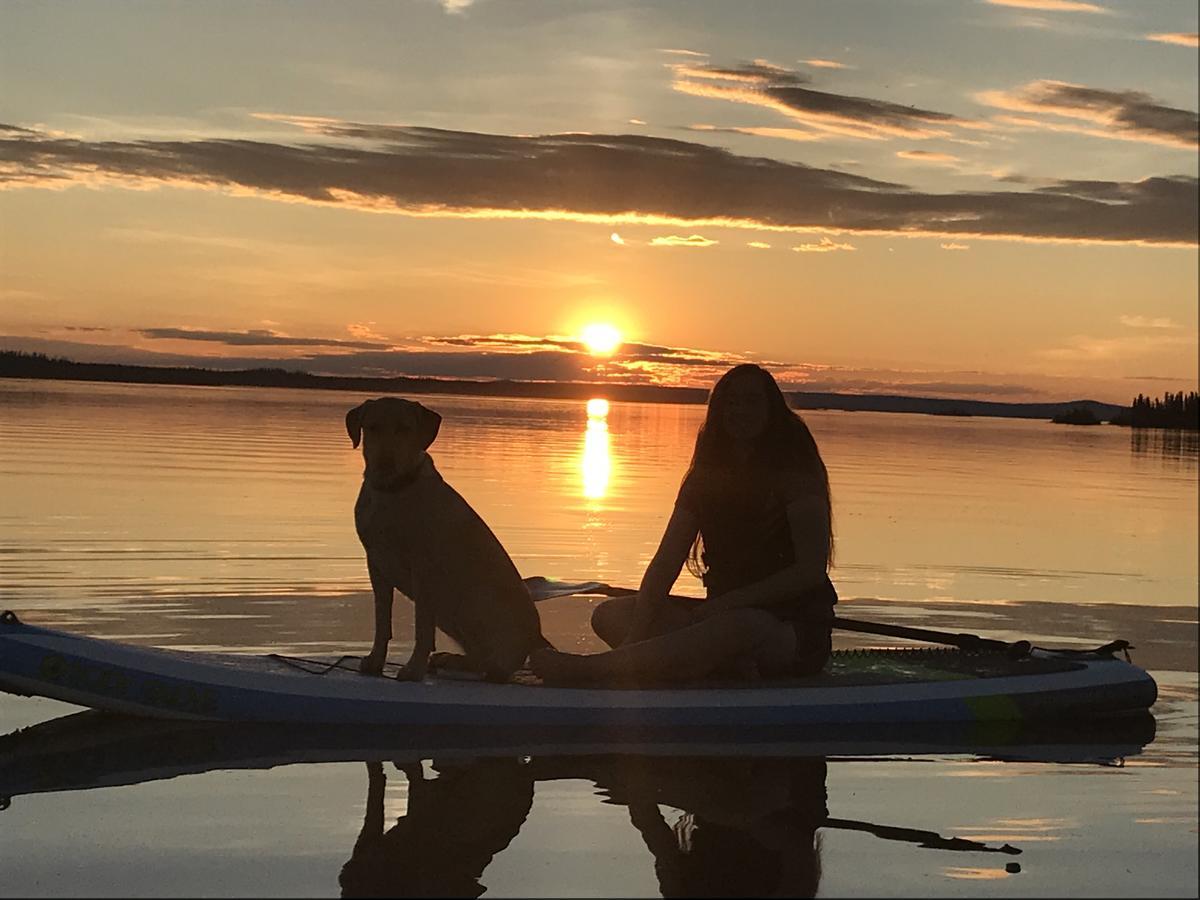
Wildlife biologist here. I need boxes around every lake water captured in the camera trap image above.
[0,379,1196,897]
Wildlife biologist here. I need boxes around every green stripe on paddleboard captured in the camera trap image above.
[828,656,970,682]
[964,693,1023,721]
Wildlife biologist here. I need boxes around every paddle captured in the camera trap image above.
[822,817,1021,856]
[522,577,1033,657]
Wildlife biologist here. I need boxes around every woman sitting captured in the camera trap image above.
[532,363,837,684]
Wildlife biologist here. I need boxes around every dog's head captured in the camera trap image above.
[346,397,442,488]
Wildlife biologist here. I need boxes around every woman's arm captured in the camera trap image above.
[624,502,700,643]
[697,491,830,618]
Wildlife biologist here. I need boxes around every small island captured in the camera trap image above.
[1051,407,1102,426]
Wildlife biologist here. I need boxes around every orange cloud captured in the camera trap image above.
[897,149,962,166]
[793,237,856,253]
[1119,315,1178,329]
[347,322,389,342]
[1145,32,1199,48]
[650,234,718,247]
[1040,331,1197,361]
[979,80,1198,149]
[673,59,804,85]
[985,0,1109,12]
[688,123,826,143]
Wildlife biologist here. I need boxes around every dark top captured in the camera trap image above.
[677,467,837,623]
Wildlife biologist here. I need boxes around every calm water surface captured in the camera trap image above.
[1,380,1196,897]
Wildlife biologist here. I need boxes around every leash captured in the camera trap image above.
[267,653,372,675]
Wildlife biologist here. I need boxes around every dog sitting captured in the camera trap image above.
[346,397,548,681]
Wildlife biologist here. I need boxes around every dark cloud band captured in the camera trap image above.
[139,328,393,350]
[1,119,1195,245]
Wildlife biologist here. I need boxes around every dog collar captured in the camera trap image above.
[368,455,432,493]
[370,468,422,493]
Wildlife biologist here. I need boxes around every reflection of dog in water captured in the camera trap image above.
[339,758,533,899]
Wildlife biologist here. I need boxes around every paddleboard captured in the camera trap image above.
[0,611,1157,727]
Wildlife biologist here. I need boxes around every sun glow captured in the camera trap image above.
[580,323,623,356]
[586,397,610,417]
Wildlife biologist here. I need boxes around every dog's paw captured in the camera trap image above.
[358,654,386,676]
[393,664,427,681]
[428,651,470,672]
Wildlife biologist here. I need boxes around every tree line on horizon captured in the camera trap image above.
[0,350,708,403]
[2,350,1197,429]
[1110,391,1199,430]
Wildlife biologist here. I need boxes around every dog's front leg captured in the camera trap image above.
[360,559,394,676]
[397,572,435,681]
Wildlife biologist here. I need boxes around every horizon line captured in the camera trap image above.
[0,350,1167,415]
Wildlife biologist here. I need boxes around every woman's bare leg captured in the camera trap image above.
[590,596,637,648]
[591,595,700,649]
[534,608,796,683]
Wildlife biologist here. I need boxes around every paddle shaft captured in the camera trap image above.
[829,617,1027,654]
[823,817,1021,855]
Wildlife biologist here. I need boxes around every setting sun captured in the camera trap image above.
[580,323,623,357]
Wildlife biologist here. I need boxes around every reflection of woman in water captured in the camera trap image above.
[578,755,827,898]
[533,364,837,684]
[338,757,533,898]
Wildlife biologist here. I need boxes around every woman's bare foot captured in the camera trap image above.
[529,647,597,684]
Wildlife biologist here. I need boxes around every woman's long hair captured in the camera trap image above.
[683,364,834,577]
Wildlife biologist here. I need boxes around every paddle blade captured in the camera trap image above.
[522,576,614,602]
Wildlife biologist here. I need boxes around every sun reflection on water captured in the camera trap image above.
[582,398,612,500]
[942,867,1015,880]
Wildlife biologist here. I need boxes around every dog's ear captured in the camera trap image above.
[346,402,367,449]
[417,404,442,450]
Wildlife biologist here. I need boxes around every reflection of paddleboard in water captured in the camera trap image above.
[3,713,1063,898]
[0,611,1157,726]
[0,706,1154,807]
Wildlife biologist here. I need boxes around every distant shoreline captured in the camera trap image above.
[0,351,1128,422]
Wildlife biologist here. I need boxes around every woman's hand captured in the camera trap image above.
[623,593,658,644]
[693,592,739,619]
[624,501,701,640]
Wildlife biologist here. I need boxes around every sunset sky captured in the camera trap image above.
[2,0,1197,404]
